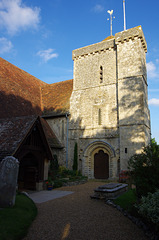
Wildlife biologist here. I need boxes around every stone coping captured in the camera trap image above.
[94,183,128,193]
[72,26,147,60]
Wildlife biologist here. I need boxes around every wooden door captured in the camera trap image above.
[94,150,109,179]
[24,167,38,190]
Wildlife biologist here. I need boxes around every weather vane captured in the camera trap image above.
[123,0,126,31]
[107,10,115,36]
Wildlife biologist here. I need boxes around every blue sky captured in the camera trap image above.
[0,0,159,143]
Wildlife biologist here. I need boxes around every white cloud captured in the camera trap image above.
[0,37,13,53]
[37,49,58,62]
[0,0,40,35]
[148,98,159,106]
[92,4,104,13]
[147,61,159,79]
[147,62,157,78]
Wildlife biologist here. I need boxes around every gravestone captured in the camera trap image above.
[0,156,19,208]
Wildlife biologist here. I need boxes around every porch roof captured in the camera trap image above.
[0,116,62,161]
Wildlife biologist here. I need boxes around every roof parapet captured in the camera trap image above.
[72,38,115,60]
[72,26,147,60]
[115,26,147,53]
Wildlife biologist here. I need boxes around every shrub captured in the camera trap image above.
[137,190,159,225]
[49,155,59,180]
[58,166,81,178]
[53,179,63,188]
[128,138,159,198]
[59,166,72,177]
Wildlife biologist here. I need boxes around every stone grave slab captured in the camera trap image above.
[91,182,128,200]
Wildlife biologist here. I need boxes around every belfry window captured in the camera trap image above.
[100,66,103,83]
[98,108,102,125]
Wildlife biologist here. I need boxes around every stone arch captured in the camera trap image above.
[82,140,116,179]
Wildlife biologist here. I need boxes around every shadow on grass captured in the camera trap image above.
[0,193,37,240]
[113,188,137,214]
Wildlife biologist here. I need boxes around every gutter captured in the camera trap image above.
[66,113,69,168]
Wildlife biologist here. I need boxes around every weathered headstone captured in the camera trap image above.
[0,156,19,208]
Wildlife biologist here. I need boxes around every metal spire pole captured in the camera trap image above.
[107,10,115,36]
[110,14,113,36]
[123,0,126,31]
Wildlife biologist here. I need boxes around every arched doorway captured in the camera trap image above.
[83,140,116,179]
[94,150,109,179]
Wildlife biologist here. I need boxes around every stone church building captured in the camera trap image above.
[0,26,151,189]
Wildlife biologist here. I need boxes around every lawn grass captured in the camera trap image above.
[113,189,137,212]
[0,193,37,240]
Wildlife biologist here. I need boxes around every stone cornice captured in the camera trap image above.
[115,26,147,53]
[72,38,115,60]
[72,26,147,60]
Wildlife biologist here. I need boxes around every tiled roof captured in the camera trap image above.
[0,116,63,161]
[0,57,73,118]
[0,57,46,118]
[40,118,63,148]
[102,35,115,41]
[41,79,73,115]
[0,116,36,160]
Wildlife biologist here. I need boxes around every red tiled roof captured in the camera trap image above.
[0,57,73,117]
[0,116,62,161]
[0,57,46,118]
[41,79,73,114]
[102,35,115,41]
[0,116,36,160]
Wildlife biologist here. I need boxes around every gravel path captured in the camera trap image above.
[24,181,148,240]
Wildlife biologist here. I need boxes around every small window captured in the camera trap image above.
[125,148,127,154]
[100,66,103,83]
[98,108,102,125]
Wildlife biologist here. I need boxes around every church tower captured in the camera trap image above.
[69,26,150,179]
[116,26,150,170]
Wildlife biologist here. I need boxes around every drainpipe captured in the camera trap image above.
[116,42,120,175]
[66,113,69,168]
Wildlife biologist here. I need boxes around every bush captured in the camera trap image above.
[53,179,63,188]
[128,138,159,198]
[49,155,59,180]
[58,166,81,178]
[59,166,73,177]
[137,190,159,225]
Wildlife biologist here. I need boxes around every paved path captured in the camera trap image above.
[29,190,74,203]
[24,181,148,240]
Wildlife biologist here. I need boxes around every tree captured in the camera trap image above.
[73,142,78,171]
[49,155,59,180]
[128,139,159,198]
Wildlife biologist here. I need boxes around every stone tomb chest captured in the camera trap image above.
[91,183,128,200]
